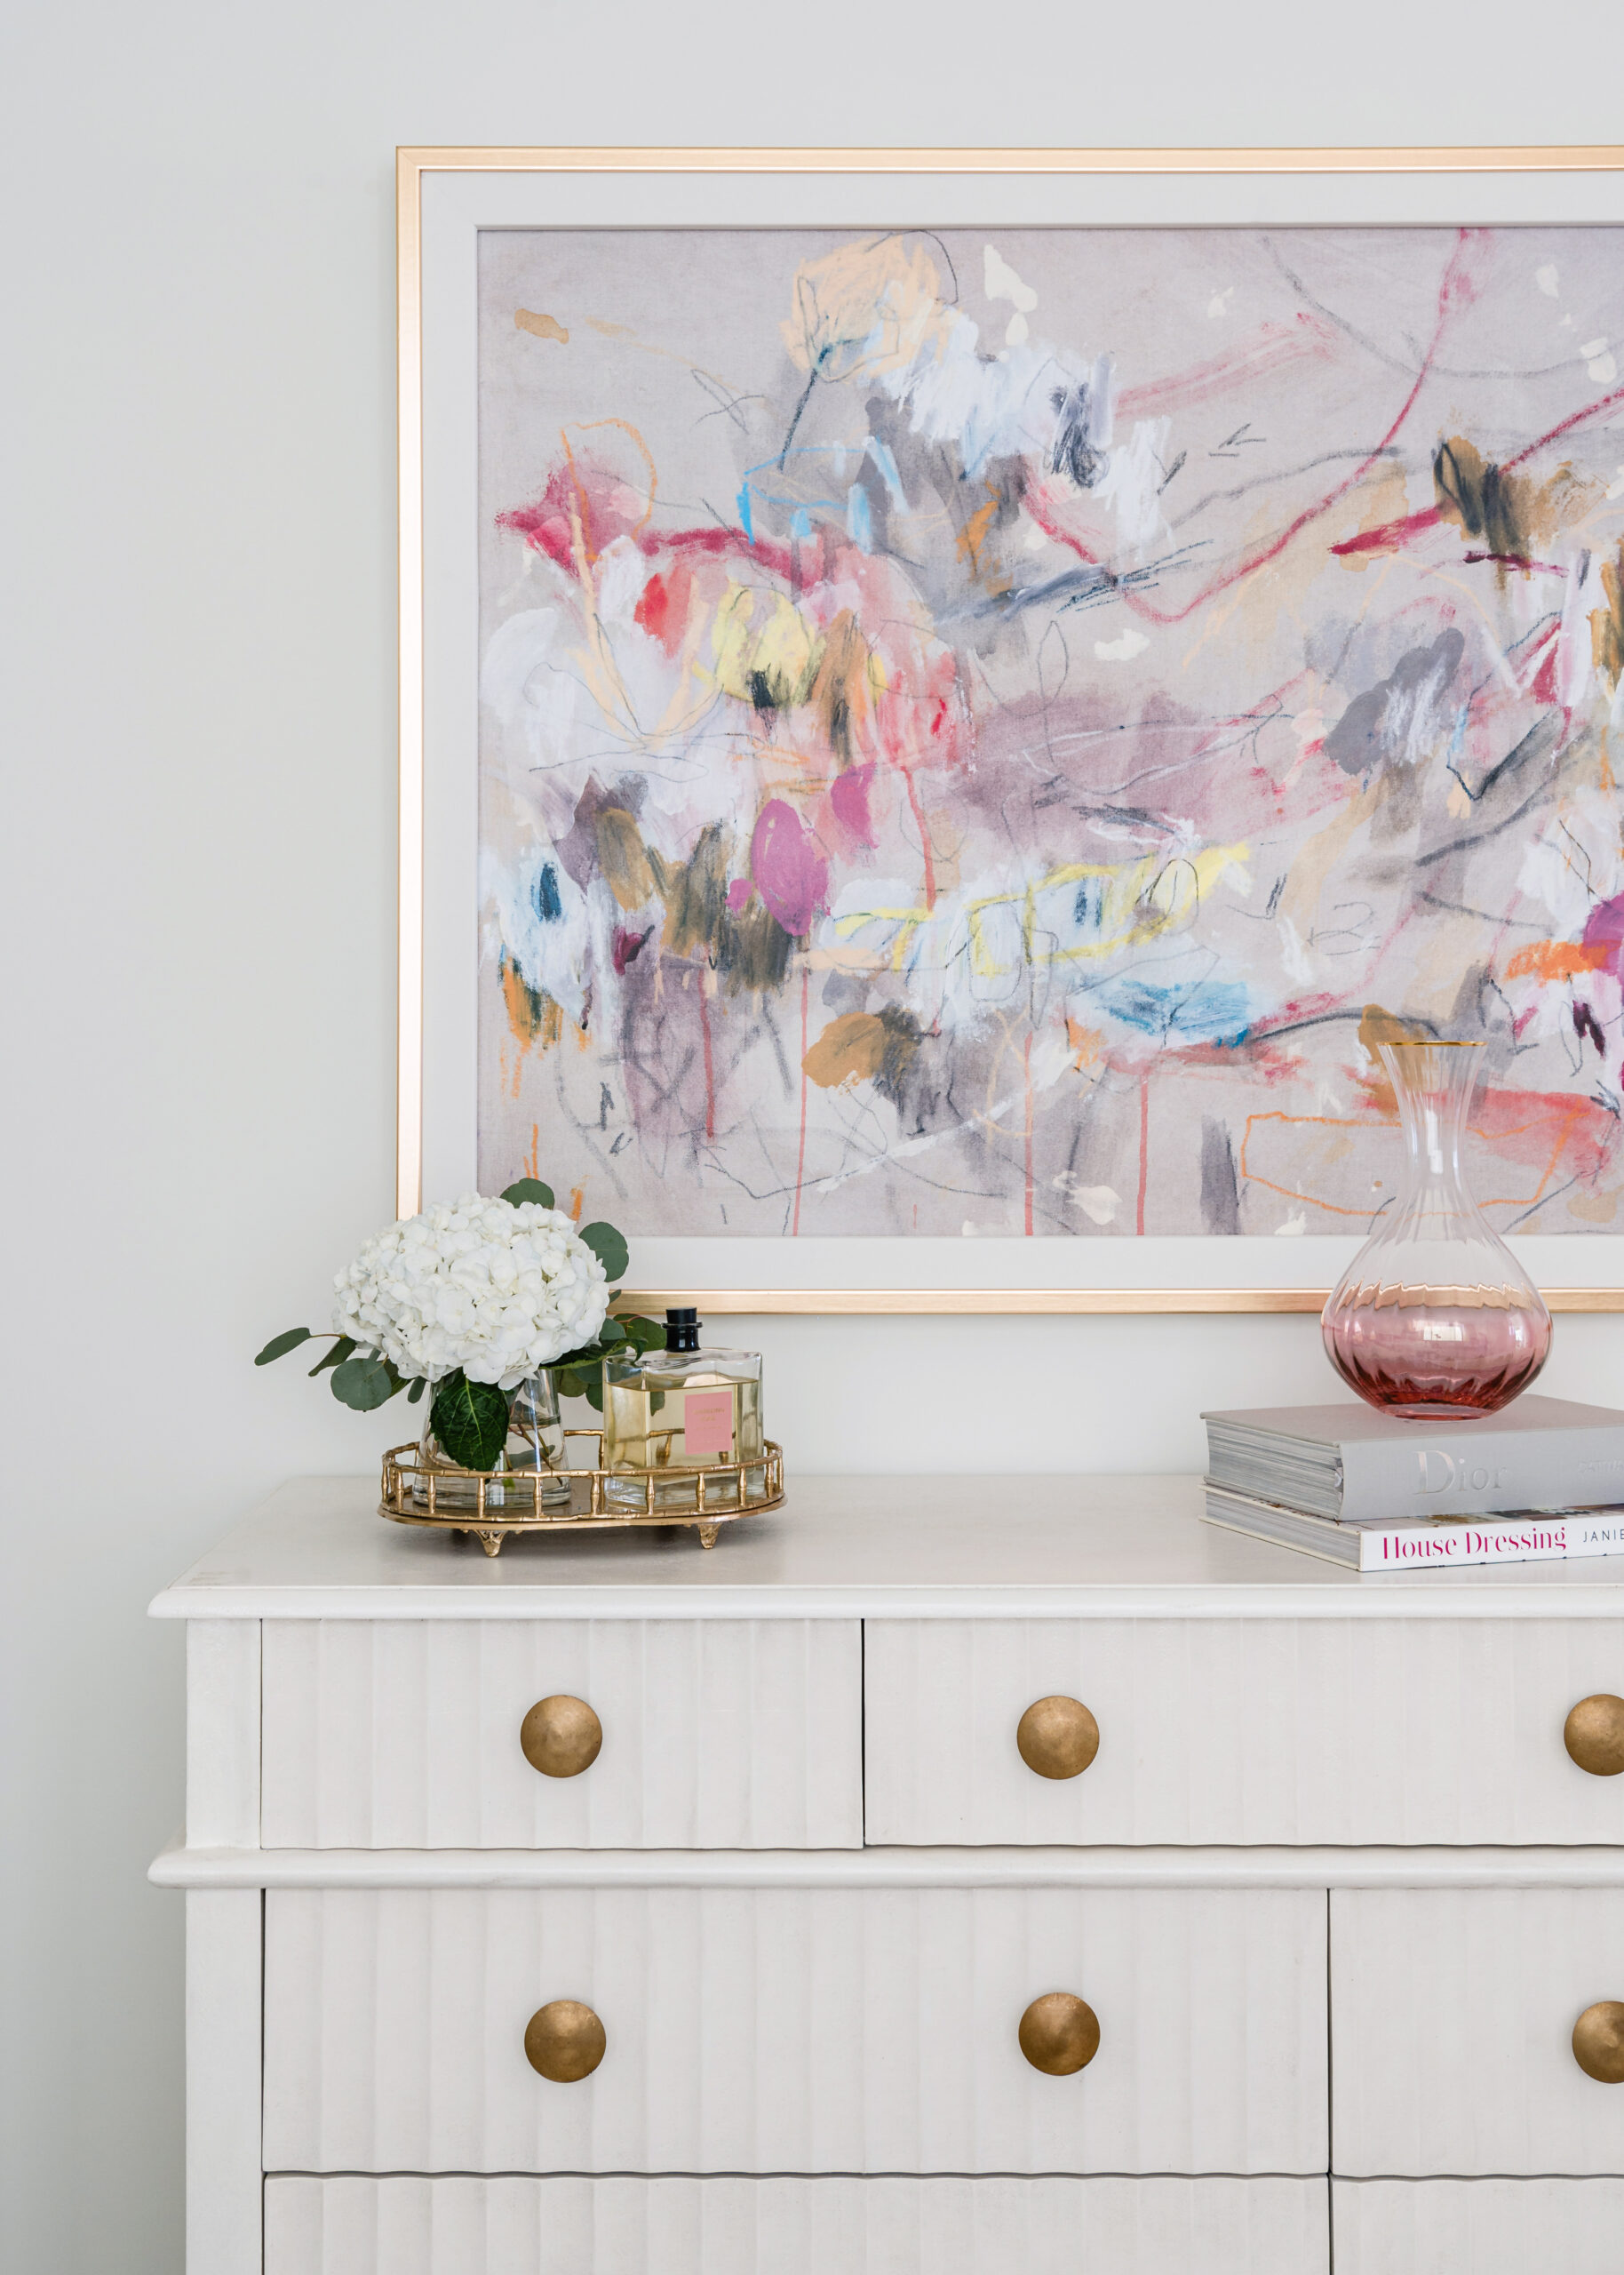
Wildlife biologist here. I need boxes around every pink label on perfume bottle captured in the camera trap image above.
[683,1388,736,1460]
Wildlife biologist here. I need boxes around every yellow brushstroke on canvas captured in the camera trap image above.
[1592,550,1624,689]
[515,309,569,345]
[501,960,563,1083]
[748,593,817,705]
[710,586,818,708]
[1336,465,1412,569]
[783,235,950,383]
[829,901,933,973]
[825,846,1248,985]
[802,1012,888,1089]
[968,845,1249,978]
[1275,773,1393,946]
[594,808,657,912]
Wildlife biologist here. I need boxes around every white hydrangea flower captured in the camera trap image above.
[331,1195,611,1388]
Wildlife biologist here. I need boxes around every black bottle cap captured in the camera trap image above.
[665,1306,701,1353]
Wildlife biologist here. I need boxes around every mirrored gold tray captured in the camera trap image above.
[378,1429,784,1555]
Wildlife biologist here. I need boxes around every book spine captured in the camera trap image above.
[1340,1430,1624,1521]
[1355,1513,1624,1572]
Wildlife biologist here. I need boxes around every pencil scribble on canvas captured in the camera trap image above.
[475,226,1624,1235]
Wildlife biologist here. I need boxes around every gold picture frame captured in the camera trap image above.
[398,144,1624,1315]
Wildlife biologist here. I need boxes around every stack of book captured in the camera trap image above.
[1200,1396,1624,1570]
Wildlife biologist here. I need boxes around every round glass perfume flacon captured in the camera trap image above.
[1320,1041,1552,1419]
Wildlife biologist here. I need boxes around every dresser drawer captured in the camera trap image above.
[262,1885,1327,2175]
[1333,2179,1624,2272]
[266,2174,1331,2273]
[864,1620,1624,1845]
[1333,1888,1624,2174]
[259,1620,862,1848]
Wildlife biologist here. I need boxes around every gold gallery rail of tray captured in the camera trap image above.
[378,1431,785,1554]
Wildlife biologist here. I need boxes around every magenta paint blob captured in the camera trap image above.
[829,762,878,849]
[751,800,829,938]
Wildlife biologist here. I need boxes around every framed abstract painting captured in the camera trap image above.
[399,146,1624,1312]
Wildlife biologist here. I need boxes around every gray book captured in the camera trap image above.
[1200,1397,1624,1523]
[1202,1481,1624,1571]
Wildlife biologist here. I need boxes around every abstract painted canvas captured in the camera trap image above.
[475,224,1624,1240]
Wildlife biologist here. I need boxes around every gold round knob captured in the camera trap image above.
[521,1695,602,1779]
[1564,1696,1624,1777]
[1016,1696,1100,1781]
[1572,2001,1624,2082]
[1018,1992,1101,2075]
[524,1999,606,2082]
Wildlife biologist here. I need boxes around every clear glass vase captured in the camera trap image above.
[1320,1041,1552,1419]
[412,1370,571,1511]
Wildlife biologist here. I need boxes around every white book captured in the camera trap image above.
[1201,1397,1624,1523]
[1203,1481,1624,1572]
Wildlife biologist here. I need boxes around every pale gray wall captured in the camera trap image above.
[4,3,1623,2265]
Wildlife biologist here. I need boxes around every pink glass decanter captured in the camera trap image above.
[1321,1041,1551,1418]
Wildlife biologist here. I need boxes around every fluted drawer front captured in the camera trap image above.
[1333,2179,1624,2272]
[262,1885,1326,2175]
[864,1619,1624,1845]
[1333,1888,1624,2175]
[260,1620,861,1848]
[265,2175,1330,2273]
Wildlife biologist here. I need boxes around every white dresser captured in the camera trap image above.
[152,1474,1624,2273]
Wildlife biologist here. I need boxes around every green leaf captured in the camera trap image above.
[583,1375,604,1414]
[579,1221,630,1281]
[309,1334,358,1377]
[255,1328,312,1366]
[430,1370,511,1469]
[330,1351,397,1412]
[501,1177,555,1209]
[548,1309,658,1396]
[407,1376,426,1404]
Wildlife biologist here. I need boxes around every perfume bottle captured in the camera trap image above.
[601,1308,765,1511]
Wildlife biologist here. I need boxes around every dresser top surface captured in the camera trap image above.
[150,1473,1624,1619]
